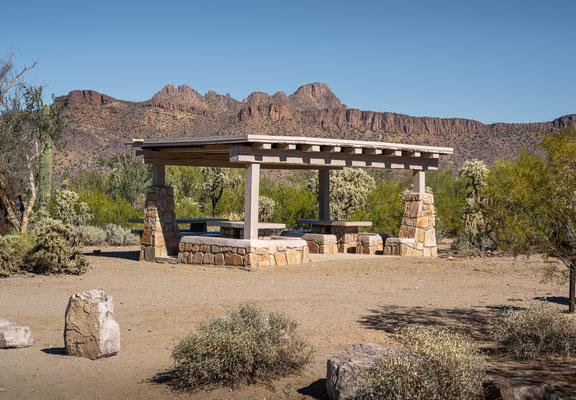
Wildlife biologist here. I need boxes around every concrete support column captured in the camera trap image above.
[413,170,425,193]
[152,164,165,186]
[244,163,260,240]
[319,169,330,220]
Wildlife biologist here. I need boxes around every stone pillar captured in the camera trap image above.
[397,192,437,257]
[140,186,181,261]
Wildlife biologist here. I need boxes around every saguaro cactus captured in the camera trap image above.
[37,104,52,208]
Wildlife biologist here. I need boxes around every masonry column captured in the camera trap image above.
[140,164,181,261]
[318,169,330,220]
[397,170,438,257]
[244,163,260,240]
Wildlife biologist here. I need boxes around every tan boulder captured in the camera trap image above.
[64,289,120,360]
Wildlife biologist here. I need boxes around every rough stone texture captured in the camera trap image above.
[140,186,181,262]
[311,226,359,253]
[303,233,339,254]
[179,240,309,269]
[0,318,33,348]
[326,343,391,400]
[396,192,438,257]
[484,380,559,400]
[64,290,120,360]
[356,233,383,255]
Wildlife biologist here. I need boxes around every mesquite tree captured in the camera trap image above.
[199,167,241,217]
[0,52,64,233]
[485,127,576,312]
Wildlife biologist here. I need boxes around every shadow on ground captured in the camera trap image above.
[358,304,505,340]
[533,296,569,306]
[41,347,67,356]
[359,304,576,398]
[297,379,327,399]
[85,249,140,261]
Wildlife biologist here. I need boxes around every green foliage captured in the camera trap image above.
[354,326,485,400]
[76,189,140,227]
[426,169,467,237]
[351,175,409,235]
[171,303,313,390]
[266,182,317,229]
[99,153,152,205]
[27,217,87,274]
[104,224,139,246]
[0,234,35,276]
[50,188,92,226]
[492,301,576,360]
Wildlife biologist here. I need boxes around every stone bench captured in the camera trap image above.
[356,233,383,255]
[302,233,339,254]
[383,237,420,256]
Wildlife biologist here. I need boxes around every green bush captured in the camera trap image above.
[171,303,313,390]
[0,234,35,276]
[104,224,139,246]
[27,218,87,274]
[354,326,485,400]
[77,190,140,227]
[74,225,107,246]
[492,301,576,359]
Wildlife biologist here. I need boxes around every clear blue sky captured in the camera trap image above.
[2,0,575,123]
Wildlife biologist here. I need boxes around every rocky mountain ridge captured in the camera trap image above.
[53,83,576,172]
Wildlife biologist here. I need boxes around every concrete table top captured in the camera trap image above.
[129,218,228,224]
[210,221,286,229]
[297,219,373,227]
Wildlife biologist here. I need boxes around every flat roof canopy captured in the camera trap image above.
[126,135,454,170]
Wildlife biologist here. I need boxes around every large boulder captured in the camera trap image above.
[484,380,559,400]
[64,289,120,360]
[326,343,391,400]
[0,318,33,348]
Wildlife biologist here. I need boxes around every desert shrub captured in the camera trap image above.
[354,326,485,400]
[171,303,313,390]
[26,218,87,274]
[104,224,139,246]
[0,234,35,276]
[492,301,576,360]
[74,225,107,246]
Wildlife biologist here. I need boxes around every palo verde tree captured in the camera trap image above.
[0,52,65,233]
[485,127,576,312]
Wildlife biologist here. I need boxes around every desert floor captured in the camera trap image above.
[1,246,575,400]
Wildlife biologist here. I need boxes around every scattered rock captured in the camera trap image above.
[484,380,559,400]
[64,289,120,360]
[326,343,400,400]
[0,318,33,348]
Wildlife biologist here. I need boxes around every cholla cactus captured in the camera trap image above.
[52,188,93,226]
[459,160,489,236]
[258,196,277,222]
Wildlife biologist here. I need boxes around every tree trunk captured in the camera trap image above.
[569,266,575,314]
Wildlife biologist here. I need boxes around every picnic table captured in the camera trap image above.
[128,218,228,233]
[297,219,373,252]
[209,221,286,238]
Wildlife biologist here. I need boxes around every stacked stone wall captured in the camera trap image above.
[178,242,309,269]
[140,186,181,261]
[397,192,437,257]
[302,233,339,254]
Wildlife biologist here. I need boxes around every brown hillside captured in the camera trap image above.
[53,83,575,173]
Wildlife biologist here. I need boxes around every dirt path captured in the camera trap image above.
[0,247,570,399]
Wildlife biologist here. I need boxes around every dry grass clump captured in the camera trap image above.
[355,326,486,400]
[171,303,313,390]
[492,300,576,360]
[0,234,35,275]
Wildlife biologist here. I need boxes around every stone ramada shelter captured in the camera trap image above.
[126,135,453,268]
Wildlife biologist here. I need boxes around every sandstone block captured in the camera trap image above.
[0,318,33,348]
[214,253,225,265]
[203,252,215,264]
[275,252,287,265]
[64,290,120,360]
[192,252,203,264]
